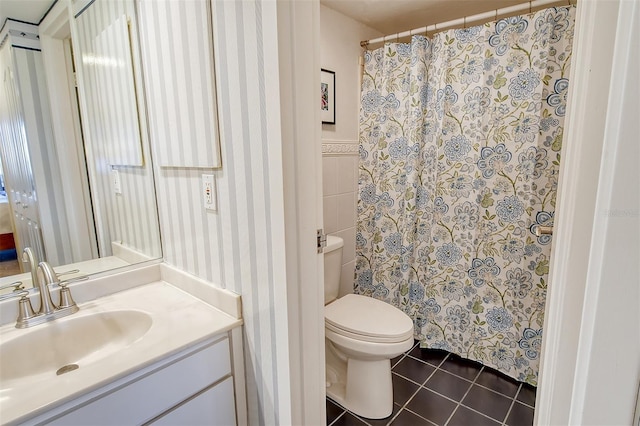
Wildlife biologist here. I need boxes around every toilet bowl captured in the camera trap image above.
[323,236,414,419]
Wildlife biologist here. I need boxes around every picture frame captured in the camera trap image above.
[321,68,335,124]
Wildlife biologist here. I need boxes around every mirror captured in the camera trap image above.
[0,0,162,296]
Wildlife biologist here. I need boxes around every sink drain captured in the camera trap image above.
[56,364,79,376]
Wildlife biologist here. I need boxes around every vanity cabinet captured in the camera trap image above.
[27,335,236,426]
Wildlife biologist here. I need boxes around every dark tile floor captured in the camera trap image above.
[327,341,536,426]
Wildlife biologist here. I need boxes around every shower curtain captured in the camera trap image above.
[355,6,575,385]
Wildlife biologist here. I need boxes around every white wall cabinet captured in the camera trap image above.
[26,336,237,426]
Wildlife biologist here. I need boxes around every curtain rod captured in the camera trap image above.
[360,0,576,48]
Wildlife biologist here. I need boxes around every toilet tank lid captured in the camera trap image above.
[324,235,343,252]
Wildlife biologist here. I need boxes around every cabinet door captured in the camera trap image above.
[46,339,230,425]
[151,377,236,426]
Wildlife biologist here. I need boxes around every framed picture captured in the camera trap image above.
[321,69,335,124]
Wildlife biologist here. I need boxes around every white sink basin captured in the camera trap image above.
[0,281,242,425]
[0,310,152,384]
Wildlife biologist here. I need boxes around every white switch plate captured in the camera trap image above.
[111,169,122,194]
[202,174,217,211]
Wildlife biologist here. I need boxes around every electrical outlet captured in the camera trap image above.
[111,169,122,194]
[202,174,217,211]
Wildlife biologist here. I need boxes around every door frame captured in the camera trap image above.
[275,0,326,424]
[39,0,98,261]
[535,0,639,423]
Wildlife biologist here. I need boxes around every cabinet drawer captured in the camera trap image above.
[47,337,231,425]
[151,377,236,426]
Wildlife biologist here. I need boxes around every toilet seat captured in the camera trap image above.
[325,294,414,344]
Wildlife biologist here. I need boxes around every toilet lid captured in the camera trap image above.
[325,294,414,342]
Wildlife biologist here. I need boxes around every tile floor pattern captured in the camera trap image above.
[327,341,536,426]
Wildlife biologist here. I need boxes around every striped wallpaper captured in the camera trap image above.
[138,0,221,169]
[137,0,291,424]
[71,0,162,260]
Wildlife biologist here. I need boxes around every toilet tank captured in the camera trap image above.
[324,235,344,305]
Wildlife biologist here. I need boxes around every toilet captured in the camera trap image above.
[324,235,414,419]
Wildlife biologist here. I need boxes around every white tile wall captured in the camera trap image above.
[336,156,358,193]
[323,195,338,234]
[323,148,358,296]
[322,156,339,196]
[336,192,356,230]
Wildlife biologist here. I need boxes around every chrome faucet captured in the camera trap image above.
[15,262,85,329]
[35,261,58,316]
[22,247,38,290]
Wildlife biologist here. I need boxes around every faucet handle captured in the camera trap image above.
[0,281,24,292]
[58,286,78,310]
[57,278,84,311]
[16,290,37,326]
[0,282,25,301]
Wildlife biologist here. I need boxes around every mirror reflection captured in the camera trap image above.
[0,0,162,296]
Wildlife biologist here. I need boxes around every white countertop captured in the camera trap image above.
[0,281,242,424]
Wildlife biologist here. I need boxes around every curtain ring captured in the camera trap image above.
[495,9,498,21]
[463,16,467,29]
[529,1,532,14]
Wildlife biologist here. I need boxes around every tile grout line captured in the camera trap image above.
[406,353,528,403]
[396,358,511,424]
[401,406,439,426]
[450,364,521,425]
[328,346,535,426]
[501,383,523,425]
[406,358,511,400]
[390,341,419,369]
[443,365,485,425]
[391,354,532,425]
[513,385,536,409]
[404,353,450,370]
[384,352,451,426]
[328,409,346,426]
[458,401,511,424]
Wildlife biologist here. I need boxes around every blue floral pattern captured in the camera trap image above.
[547,78,570,116]
[356,6,575,386]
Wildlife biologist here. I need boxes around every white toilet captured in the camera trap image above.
[324,235,414,419]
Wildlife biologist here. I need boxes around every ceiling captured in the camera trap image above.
[320,0,526,35]
[0,0,54,27]
[2,0,528,43]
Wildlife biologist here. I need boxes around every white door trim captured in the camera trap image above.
[276,0,325,424]
[536,0,639,424]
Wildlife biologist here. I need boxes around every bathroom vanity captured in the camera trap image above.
[0,264,245,425]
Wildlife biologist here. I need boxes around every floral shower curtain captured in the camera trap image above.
[355,6,575,385]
